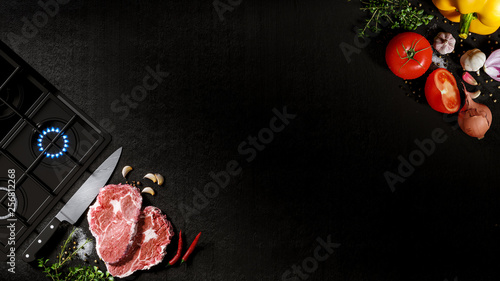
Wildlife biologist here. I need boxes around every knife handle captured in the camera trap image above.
[22,217,62,263]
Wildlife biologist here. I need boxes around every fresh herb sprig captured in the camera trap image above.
[37,228,113,281]
[357,0,434,37]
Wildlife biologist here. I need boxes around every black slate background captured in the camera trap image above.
[1,0,500,280]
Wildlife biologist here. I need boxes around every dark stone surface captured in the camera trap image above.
[1,0,500,280]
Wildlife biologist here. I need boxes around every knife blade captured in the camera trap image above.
[22,147,122,262]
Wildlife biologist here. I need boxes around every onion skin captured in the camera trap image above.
[458,113,491,139]
[484,49,500,82]
[458,84,492,139]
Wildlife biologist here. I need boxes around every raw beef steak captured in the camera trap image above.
[106,206,174,278]
[87,184,142,264]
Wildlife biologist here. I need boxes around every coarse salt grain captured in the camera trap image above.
[73,227,94,260]
[432,52,447,69]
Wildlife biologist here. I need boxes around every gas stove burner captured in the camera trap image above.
[31,120,76,164]
[0,81,24,120]
[37,127,69,158]
[0,40,111,260]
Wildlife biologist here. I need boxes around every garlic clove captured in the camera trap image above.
[143,173,157,183]
[141,187,155,196]
[155,173,164,186]
[122,166,133,178]
[462,72,478,86]
[470,90,481,99]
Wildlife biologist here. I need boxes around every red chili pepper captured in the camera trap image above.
[167,230,182,266]
[181,232,201,264]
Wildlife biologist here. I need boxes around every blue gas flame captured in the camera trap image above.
[37,127,69,158]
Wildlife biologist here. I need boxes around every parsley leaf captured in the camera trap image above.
[357,0,434,37]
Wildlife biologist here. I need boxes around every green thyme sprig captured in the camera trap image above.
[357,0,434,37]
[37,228,114,281]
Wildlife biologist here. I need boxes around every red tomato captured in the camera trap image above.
[385,32,432,79]
[424,68,461,114]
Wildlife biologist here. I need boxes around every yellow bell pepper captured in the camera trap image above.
[432,0,500,39]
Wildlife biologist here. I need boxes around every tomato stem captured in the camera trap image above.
[459,13,477,39]
[396,38,431,74]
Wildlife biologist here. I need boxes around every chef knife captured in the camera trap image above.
[22,147,122,262]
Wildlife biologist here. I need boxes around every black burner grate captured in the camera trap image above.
[0,41,111,260]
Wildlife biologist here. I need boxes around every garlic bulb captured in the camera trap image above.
[433,32,455,55]
[460,48,486,75]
